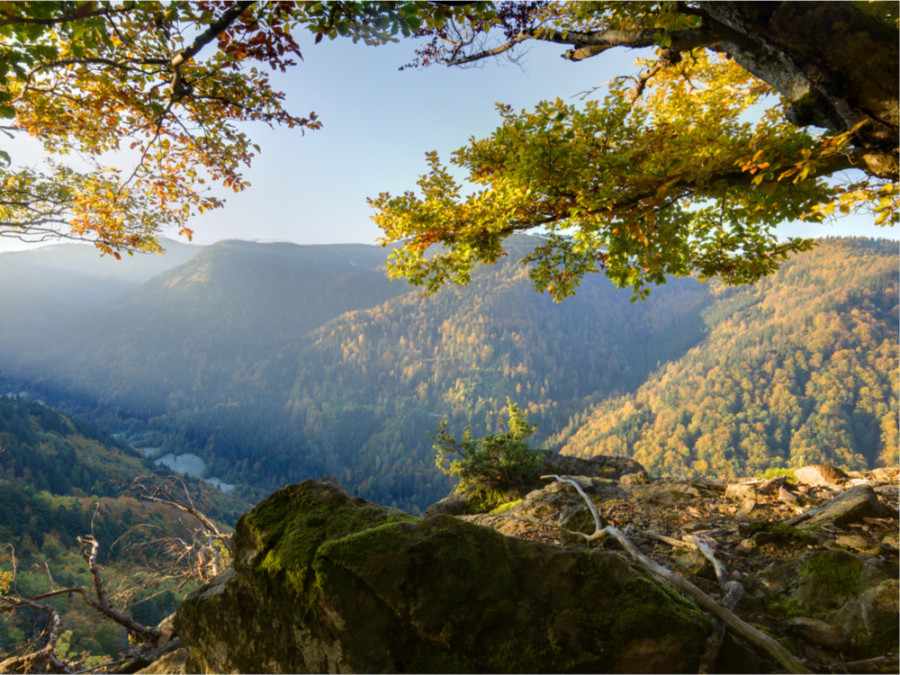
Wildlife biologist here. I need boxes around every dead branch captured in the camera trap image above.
[0,594,71,673]
[74,534,161,643]
[124,475,232,551]
[687,534,745,673]
[543,475,811,674]
[821,654,900,674]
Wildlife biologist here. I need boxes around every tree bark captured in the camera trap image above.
[699,2,899,176]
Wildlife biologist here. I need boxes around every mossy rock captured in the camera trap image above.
[755,549,897,621]
[176,479,711,673]
[828,579,900,659]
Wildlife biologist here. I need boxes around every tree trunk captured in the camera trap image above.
[702,1,899,177]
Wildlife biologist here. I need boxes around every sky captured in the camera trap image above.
[2,31,895,253]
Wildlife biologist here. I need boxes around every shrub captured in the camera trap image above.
[433,400,543,506]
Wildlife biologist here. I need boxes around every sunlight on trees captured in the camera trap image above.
[371,2,898,299]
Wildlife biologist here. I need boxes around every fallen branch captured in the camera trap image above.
[821,654,900,674]
[687,534,745,673]
[544,475,810,674]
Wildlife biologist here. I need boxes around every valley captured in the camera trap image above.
[1,236,896,514]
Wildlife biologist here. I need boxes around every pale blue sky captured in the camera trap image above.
[182,35,894,247]
[2,34,894,253]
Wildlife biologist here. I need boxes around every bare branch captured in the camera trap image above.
[544,475,811,674]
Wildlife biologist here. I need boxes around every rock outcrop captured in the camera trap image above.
[151,460,898,674]
[173,477,711,673]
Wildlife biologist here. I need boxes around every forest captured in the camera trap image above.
[1,237,896,513]
[555,238,899,476]
[0,396,239,665]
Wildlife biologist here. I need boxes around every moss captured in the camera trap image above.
[239,481,416,600]
[747,522,818,546]
[765,596,806,619]
[464,485,525,512]
[193,480,711,673]
[800,550,863,597]
[763,467,797,482]
[489,498,522,515]
[789,550,866,617]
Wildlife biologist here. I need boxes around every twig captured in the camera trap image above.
[545,475,810,674]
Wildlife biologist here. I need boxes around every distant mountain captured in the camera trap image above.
[12,240,406,418]
[0,236,896,512]
[553,238,899,478]
[0,238,201,361]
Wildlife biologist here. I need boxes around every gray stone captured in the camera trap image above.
[802,485,893,527]
[786,617,851,651]
[725,483,758,502]
[538,450,646,480]
[620,470,651,486]
[175,479,710,674]
[632,481,702,504]
[828,579,899,659]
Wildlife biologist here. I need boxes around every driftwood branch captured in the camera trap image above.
[74,533,161,642]
[544,475,811,674]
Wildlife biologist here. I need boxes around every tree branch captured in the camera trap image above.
[170,1,254,70]
[447,25,728,66]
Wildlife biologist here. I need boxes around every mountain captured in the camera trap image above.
[553,238,899,478]
[0,238,201,362]
[258,237,711,508]
[0,236,896,513]
[11,240,406,417]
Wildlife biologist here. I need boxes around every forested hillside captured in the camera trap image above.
[554,238,899,478]
[1,237,896,513]
[0,396,238,664]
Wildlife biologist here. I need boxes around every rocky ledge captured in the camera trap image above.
[142,458,898,674]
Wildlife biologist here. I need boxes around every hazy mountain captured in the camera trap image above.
[11,240,406,418]
[0,238,201,361]
[1,236,896,512]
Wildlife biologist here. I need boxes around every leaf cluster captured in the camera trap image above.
[372,2,898,300]
[0,2,480,255]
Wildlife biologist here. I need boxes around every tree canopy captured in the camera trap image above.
[1,1,896,288]
[0,1,473,256]
[370,1,899,299]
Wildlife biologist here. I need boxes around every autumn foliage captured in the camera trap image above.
[371,2,899,299]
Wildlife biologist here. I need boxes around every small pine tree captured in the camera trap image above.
[434,399,542,508]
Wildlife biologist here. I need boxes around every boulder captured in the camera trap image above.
[793,465,848,487]
[538,450,646,480]
[800,485,893,527]
[174,479,710,674]
[463,477,627,538]
[827,579,900,659]
[631,480,702,504]
[750,549,899,659]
